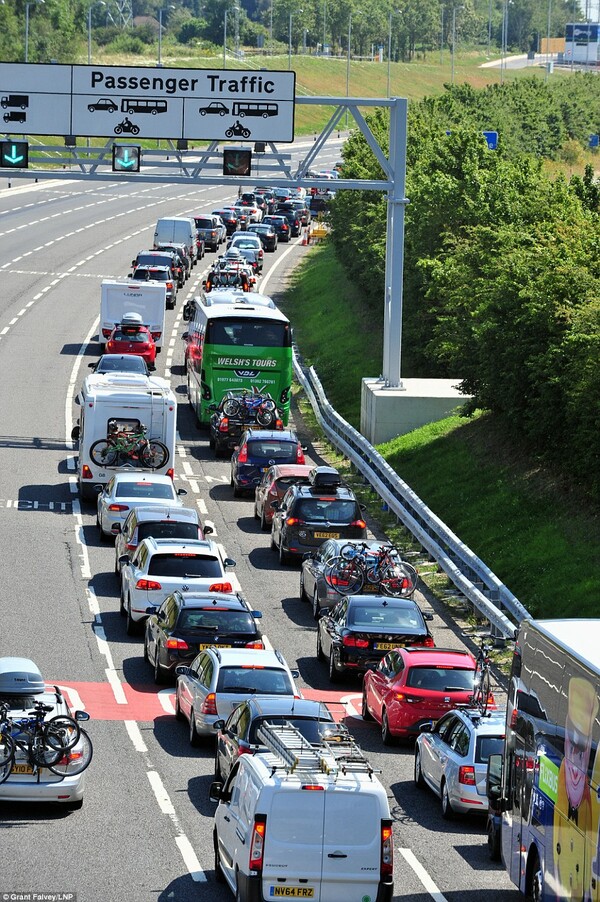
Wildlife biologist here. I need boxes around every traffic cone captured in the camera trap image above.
[301,229,308,246]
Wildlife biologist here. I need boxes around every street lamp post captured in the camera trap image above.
[451,6,463,85]
[387,9,401,97]
[158,6,174,67]
[289,9,302,70]
[345,12,352,127]
[88,1,106,65]
[440,6,444,65]
[545,0,552,79]
[25,0,44,63]
[223,5,239,69]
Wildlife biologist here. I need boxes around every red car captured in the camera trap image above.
[105,316,157,369]
[362,647,482,745]
[253,464,313,531]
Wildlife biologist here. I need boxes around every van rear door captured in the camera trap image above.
[262,787,324,901]
[321,785,383,902]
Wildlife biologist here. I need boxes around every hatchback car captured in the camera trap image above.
[88,354,149,376]
[175,647,301,746]
[362,647,480,744]
[278,209,302,237]
[254,464,313,531]
[317,595,434,683]
[262,215,290,242]
[227,234,264,272]
[113,504,211,576]
[214,696,336,782]
[301,538,417,619]
[119,538,239,635]
[210,393,283,458]
[96,473,187,541]
[132,250,184,288]
[247,223,278,252]
[414,708,506,818]
[271,466,366,565]
[105,319,157,368]
[144,590,264,684]
[129,265,177,309]
[212,208,239,236]
[233,198,262,223]
[231,428,305,497]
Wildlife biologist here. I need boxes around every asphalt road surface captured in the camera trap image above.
[0,138,521,902]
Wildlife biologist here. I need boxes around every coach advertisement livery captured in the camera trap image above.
[0,62,295,142]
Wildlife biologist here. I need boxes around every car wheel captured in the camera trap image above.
[143,634,150,662]
[328,648,340,683]
[270,529,277,551]
[361,691,373,721]
[414,749,426,787]
[154,649,167,685]
[260,508,269,532]
[126,599,139,636]
[441,780,454,820]
[174,690,184,722]
[300,573,308,602]
[189,708,202,747]
[209,434,215,450]
[119,586,126,617]
[114,554,120,578]
[214,831,225,884]
[312,588,321,621]
[279,540,290,566]
[316,627,325,662]
[381,709,395,746]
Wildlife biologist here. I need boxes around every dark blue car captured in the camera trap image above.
[230,428,305,497]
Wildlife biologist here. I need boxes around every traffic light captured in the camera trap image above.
[112,144,141,172]
[223,147,252,177]
[0,141,28,169]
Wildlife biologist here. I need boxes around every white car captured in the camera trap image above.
[119,537,240,635]
[233,199,262,223]
[0,657,90,808]
[227,233,264,273]
[96,472,187,541]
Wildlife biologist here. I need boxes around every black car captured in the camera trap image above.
[277,208,302,237]
[316,594,435,682]
[277,200,311,227]
[209,391,283,458]
[144,591,264,684]
[88,354,149,376]
[231,428,305,497]
[254,189,276,214]
[271,466,367,565]
[212,208,239,236]
[155,243,191,281]
[247,223,278,252]
[262,215,290,242]
[129,265,177,309]
[132,250,184,289]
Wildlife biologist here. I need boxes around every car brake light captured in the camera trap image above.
[208,582,233,593]
[249,815,267,872]
[380,820,393,878]
[108,504,129,512]
[201,692,217,715]
[274,419,283,429]
[296,443,305,464]
[166,638,189,650]
[136,579,162,590]
[167,468,174,480]
[419,636,436,647]
[459,766,476,785]
[167,282,174,290]
[301,785,324,791]
[342,635,369,648]
[82,465,93,480]
[237,444,248,463]
[151,332,161,341]
[286,517,304,527]
[245,640,264,649]
[102,328,112,338]
[219,418,229,432]
[350,520,367,529]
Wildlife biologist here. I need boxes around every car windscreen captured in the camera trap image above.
[137,522,199,543]
[177,609,255,632]
[147,554,222,578]
[111,329,148,343]
[216,667,293,695]
[405,666,475,691]
[97,357,146,373]
[207,318,291,348]
[293,498,359,523]
[116,483,175,499]
[247,441,296,461]
[475,735,505,764]
[347,603,425,630]
[249,715,334,744]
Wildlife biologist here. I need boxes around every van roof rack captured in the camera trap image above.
[256,721,379,780]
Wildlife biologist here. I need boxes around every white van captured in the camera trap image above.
[100,280,167,352]
[210,722,394,902]
[153,217,198,267]
[72,373,177,500]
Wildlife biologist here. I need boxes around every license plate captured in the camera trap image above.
[374,642,398,651]
[11,763,34,775]
[314,532,340,539]
[261,467,269,473]
[268,889,314,898]
[198,643,232,650]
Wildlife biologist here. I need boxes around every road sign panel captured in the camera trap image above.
[483,130,498,150]
[1,63,296,142]
[0,140,28,168]
[112,144,141,172]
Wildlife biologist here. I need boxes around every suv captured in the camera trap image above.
[209,391,283,457]
[155,243,191,281]
[174,647,301,745]
[129,265,177,309]
[230,428,305,497]
[114,505,213,576]
[194,214,223,253]
[227,233,264,272]
[132,250,184,289]
[118,538,239,635]
[144,590,264,683]
[271,466,367,565]
[415,708,506,818]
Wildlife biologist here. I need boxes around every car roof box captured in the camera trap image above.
[0,657,45,696]
[309,466,342,489]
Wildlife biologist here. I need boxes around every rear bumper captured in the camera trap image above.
[0,771,85,804]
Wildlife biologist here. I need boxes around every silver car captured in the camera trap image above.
[414,707,506,817]
[113,504,213,577]
[175,647,301,746]
[96,472,187,541]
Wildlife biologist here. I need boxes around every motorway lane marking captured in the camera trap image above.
[125,720,148,753]
[147,771,208,883]
[398,848,449,902]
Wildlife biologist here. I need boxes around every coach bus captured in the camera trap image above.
[487,618,600,901]
[231,101,278,118]
[182,291,292,426]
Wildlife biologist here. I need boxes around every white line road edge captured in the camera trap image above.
[398,848,449,901]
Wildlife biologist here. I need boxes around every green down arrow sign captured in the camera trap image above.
[0,141,29,168]
[112,145,141,172]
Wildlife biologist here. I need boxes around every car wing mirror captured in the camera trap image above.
[203,520,215,536]
[418,721,434,733]
[71,425,81,441]
[251,610,262,619]
[93,484,104,495]
[118,554,131,565]
[177,488,188,496]
[87,362,96,369]
[212,719,225,731]
[175,665,191,677]
[290,669,300,679]
[270,501,280,511]
[209,780,223,802]
[423,612,434,621]
[224,558,236,568]
[112,524,122,535]
[75,710,90,722]
[146,605,159,616]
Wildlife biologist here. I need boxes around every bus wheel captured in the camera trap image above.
[527,849,543,902]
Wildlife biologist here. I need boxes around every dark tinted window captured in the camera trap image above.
[138,522,199,543]
[347,603,425,630]
[147,554,222,578]
[217,667,293,695]
[249,715,335,744]
[96,356,147,373]
[207,318,290,348]
[178,609,255,632]
[405,666,475,691]
[476,735,505,763]
[111,329,149,343]
[293,498,359,523]
[116,483,175,500]
[247,441,296,461]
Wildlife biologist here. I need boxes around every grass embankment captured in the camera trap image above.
[281,242,600,620]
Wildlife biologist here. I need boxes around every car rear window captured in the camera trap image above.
[137,522,199,542]
[275,476,310,491]
[475,735,505,764]
[348,603,425,630]
[116,483,175,499]
[178,610,255,632]
[250,715,334,744]
[405,666,474,691]
[247,441,296,461]
[195,217,213,228]
[111,329,148,343]
[147,554,222,577]
[217,667,293,694]
[293,498,359,523]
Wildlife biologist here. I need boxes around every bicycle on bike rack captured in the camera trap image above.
[470,638,494,715]
[325,542,418,598]
[221,390,278,426]
[89,421,169,469]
